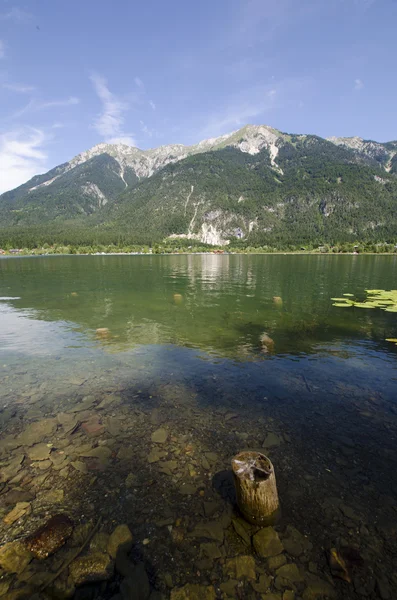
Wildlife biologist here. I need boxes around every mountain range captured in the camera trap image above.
[1,125,397,246]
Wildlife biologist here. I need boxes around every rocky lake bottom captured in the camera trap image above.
[0,344,396,600]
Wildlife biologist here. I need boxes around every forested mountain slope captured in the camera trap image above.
[1,125,396,246]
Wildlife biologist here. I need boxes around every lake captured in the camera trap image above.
[0,254,396,599]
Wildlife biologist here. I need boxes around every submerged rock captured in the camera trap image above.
[79,446,112,461]
[96,328,111,339]
[3,501,31,525]
[200,542,222,560]
[232,517,251,545]
[27,443,51,461]
[0,455,24,483]
[147,449,167,463]
[190,520,224,543]
[82,417,105,437]
[275,563,304,584]
[151,428,168,444]
[170,584,216,600]
[267,554,287,571]
[260,332,275,352]
[18,418,57,446]
[251,574,273,593]
[219,580,238,596]
[2,488,34,506]
[262,433,282,449]
[90,531,110,554]
[283,526,313,557]
[224,555,256,580]
[107,524,133,559]
[302,575,337,600]
[25,514,73,559]
[69,551,114,586]
[70,460,88,473]
[0,541,32,573]
[253,527,284,557]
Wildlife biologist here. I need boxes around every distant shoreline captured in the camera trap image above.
[1,250,397,258]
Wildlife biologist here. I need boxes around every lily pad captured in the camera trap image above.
[332,303,352,307]
[353,303,376,309]
[332,290,397,312]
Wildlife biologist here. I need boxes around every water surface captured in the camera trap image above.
[0,255,396,598]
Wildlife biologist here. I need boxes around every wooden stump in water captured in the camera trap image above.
[232,451,280,526]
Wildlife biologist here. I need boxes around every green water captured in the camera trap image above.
[0,254,397,598]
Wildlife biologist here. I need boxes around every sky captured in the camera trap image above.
[0,0,396,193]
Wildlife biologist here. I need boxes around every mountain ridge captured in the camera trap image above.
[1,124,397,247]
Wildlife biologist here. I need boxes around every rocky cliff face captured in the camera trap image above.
[327,136,397,171]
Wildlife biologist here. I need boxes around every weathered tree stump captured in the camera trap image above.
[232,451,280,526]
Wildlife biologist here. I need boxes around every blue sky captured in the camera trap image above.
[0,0,396,192]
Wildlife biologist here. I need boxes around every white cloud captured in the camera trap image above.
[354,78,364,90]
[8,96,80,119]
[140,120,155,138]
[134,77,144,89]
[149,100,156,111]
[199,83,279,138]
[0,127,48,193]
[40,96,80,108]
[90,73,135,144]
[107,136,136,145]
[3,82,36,93]
[0,40,5,59]
[0,8,32,23]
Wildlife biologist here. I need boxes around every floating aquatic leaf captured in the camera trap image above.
[385,338,397,342]
[332,290,397,312]
[353,302,376,309]
[332,303,352,307]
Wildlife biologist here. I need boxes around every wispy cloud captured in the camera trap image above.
[198,84,279,139]
[8,96,80,120]
[140,120,157,138]
[0,7,33,23]
[354,78,364,90]
[0,127,48,193]
[134,77,144,89]
[40,96,80,109]
[90,73,135,145]
[149,100,156,111]
[0,40,5,59]
[3,82,36,93]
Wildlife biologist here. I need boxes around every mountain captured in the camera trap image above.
[1,125,397,247]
